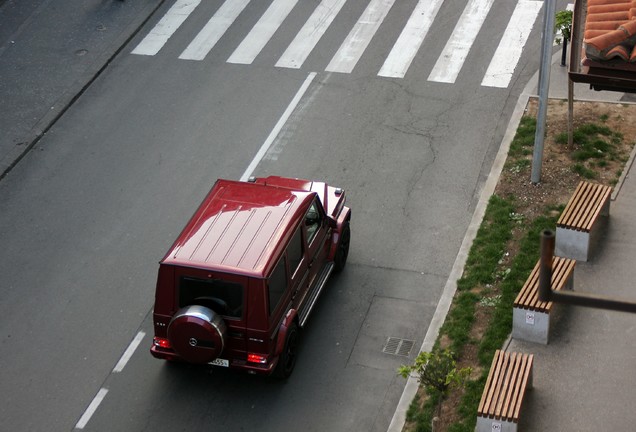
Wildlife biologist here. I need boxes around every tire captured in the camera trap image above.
[334,222,350,272]
[274,323,299,379]
[167,305,227,364]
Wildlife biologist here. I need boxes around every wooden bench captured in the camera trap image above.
[512,256,575,344]
[476,350,534,432]
[555,181,611,261]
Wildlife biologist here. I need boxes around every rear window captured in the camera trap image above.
[179,276,243,318]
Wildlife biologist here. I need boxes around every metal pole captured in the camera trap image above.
[538,230,554,302]
[560,37,568,66]
[538,230,636,313]
[568,78,574,147]
[531,0,558,184]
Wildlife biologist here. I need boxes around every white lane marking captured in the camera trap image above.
[428,0,495,84]
[179,0,251,60]
[275,0,347,69]
[75,388,108,430]
[131,0,201,56]
[227,0,298,64]
[378,0,444,78]
[325,0,396,74]
[112,331,146,373]
[482,1,543,88]
[240,72,317,181]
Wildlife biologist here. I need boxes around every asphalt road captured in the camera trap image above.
[0,0,543,431]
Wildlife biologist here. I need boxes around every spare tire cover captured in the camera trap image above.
[168,305,227,364]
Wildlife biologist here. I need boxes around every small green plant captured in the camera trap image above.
[554,10,573,45]
[572,163,597,179]
[399,349,472,420]
[509,117,536,158]
[599,113,609,122]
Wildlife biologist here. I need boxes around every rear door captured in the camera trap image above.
[173,267,247,354]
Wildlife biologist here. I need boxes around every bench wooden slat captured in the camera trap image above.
[478,350,506,416]
[569,184,607,231]
[495,351,521,419]
[583,186,611,231]
[513,257,575,313]
[557,181,611,232]
[558,181,585,226]
[511,354,533,421]
[477,350,534,422]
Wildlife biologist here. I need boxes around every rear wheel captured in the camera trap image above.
[274,323,299,379]
[334,222,350,272]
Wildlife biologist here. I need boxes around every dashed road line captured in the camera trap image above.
[75,388,109,430]
[112,331,146,373]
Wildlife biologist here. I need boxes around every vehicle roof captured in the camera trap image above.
[161,179,315,278]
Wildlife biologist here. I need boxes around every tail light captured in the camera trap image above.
[153,337,171,349]
[247,353,267,364]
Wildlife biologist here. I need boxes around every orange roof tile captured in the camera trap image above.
[584,0,636,62]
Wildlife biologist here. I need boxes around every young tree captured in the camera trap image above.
[555,10,573,66]
[399,349,471,430]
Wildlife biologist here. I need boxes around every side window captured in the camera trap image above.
[305,200,323,244]
[268,257,288,315]
[287,227,303,275]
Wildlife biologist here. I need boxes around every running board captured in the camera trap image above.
[298,262,334,328]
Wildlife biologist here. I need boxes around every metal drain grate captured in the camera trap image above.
[382,337,414,357]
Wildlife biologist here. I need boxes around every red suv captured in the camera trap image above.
[150,176,351,378]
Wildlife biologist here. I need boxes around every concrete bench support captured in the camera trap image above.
[555,181,611,261]
[512,257,575,344]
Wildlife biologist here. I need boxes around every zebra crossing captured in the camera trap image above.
[131,0,544,88]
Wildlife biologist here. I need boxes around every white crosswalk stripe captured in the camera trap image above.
[275,0,347,69]
[227,0,298,65]
[378,0,445,79]
[131,0,201,56]
[179,0,250,61]
[325,0,396,74]
[428,0,496,84]
[132,0,543,89]
[482,0,543,88]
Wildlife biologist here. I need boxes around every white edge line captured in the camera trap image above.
[386,86,534,432]
[75,388,109,430]
[113,331,146,373]
[240,72,317,181]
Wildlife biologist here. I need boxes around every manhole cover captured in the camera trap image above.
[382,337,414,357]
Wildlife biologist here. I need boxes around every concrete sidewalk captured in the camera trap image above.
[509,52,636,431]
[0,0,164,179]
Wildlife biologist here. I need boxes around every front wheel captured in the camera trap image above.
[334,222,350,272]
[274,323,299,379]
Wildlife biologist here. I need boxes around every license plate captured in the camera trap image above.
[209,358,229,367]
